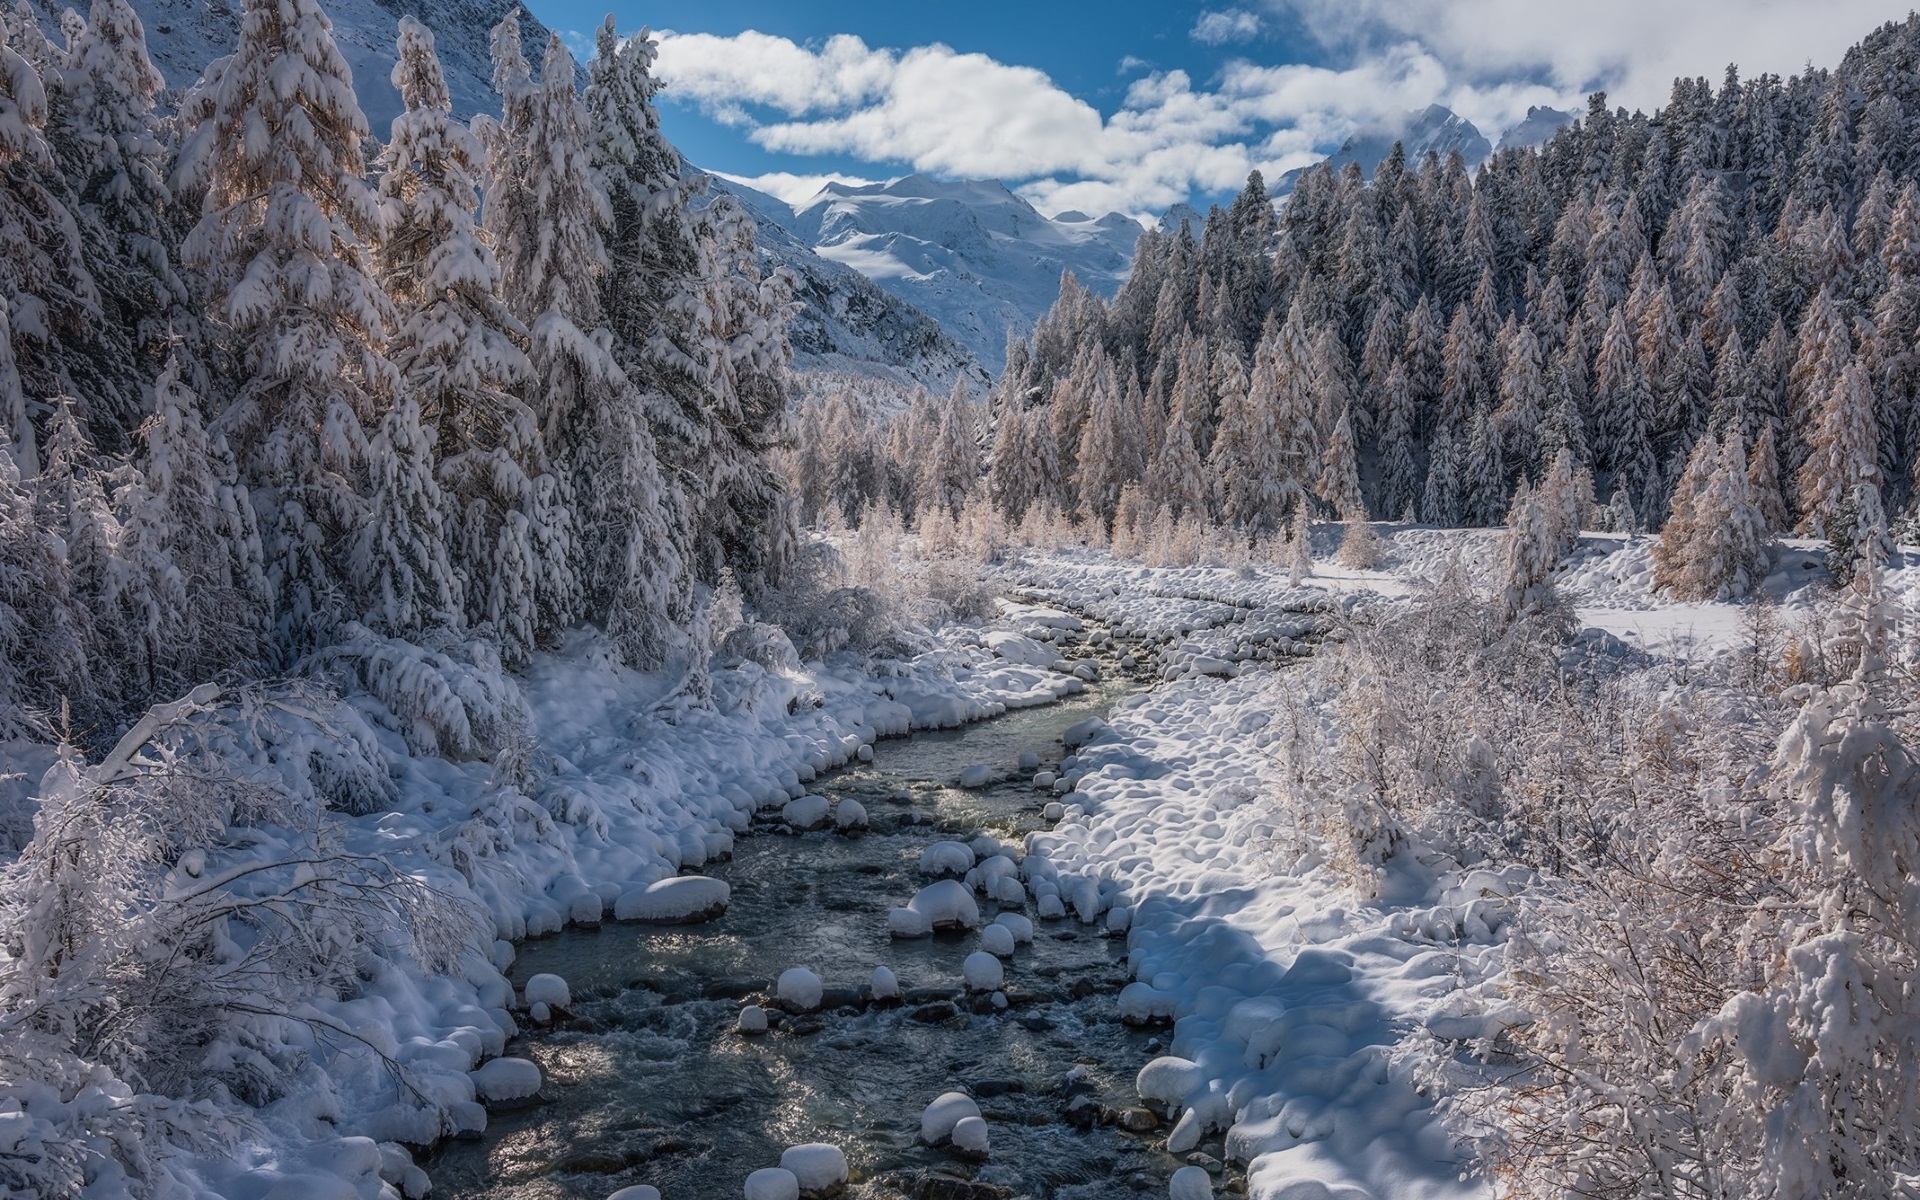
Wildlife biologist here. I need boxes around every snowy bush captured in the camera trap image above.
[0,686,484,1195]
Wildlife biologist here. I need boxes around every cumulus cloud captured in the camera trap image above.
[1265,0,1913,112]
[1191,9,1264,45]
[655,29,1466,217]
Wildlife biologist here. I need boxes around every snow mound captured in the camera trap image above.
[738,1005,768,1034]
[951,1115,990,1157]
[469,1057,541,1101]
[921,1091,981,1144]
[835,798,869,831]
[613,875,730,923]
[958,763,1004,788]
[963,950,1005,991]
[776,968,824,1011]
[983,631,1057,666]
[979,923,1016,957]
[1169,1165,1213,1199]
[781,794,832,831]
[524,974,569,1009]
[890,880,980,937]
[779,1143,849,1191]
[608,1188,662,1200]
[993,913,1033,943]
[744,1167,800,1200]
[919,840,976,877]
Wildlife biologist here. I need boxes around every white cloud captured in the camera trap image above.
[1263,0,1914,113]
[654,29,1467,217]
[1118,55,1153,74]
[1191,9,1264,45]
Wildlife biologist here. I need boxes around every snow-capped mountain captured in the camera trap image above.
[52,0,555,127]
[703,174,989,392]
[731,175,1143,375]
[1277,103,1493,194]
[1498,105,1576,151]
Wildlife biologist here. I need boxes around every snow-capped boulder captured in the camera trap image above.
[613,876,730,923]
[979,923,1016,957]
[781,795,831,831]
[963,951,1004,991]
[921,1091,981,1144]
[744,1167,800,1200]
[951,1115,990,1157]
[469,1057,541,1101]
[779,1143,849,1191]
[918,841,975,878]
[523,974,569,1009]
[776,968,824,1012]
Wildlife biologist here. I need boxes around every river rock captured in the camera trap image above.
[613,876,730,924]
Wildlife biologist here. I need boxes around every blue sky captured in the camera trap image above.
[526,0,1916,219]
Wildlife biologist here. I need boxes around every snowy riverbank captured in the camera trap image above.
[0,612,1102,1200]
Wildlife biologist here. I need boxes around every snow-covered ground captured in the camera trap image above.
[986,524,1920,1200]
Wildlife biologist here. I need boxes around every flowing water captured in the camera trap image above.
[430,668,1221,1200]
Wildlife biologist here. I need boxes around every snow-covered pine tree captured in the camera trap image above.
[44,0,182,440]
[0,6,96,472]
[1376,360,1421,520]
[926,376,980,521]
[1460,404,1506,526]
[178,0,400,652]
[1421,426,1462,526]
[1593,307,1661,524]
[379,16,560,661]
[1074,351,1132,531]
[1654,431,1772,599]
[1317,401,1364,521]
[485,15,681,667]
[1495,321,1547,473]
[109,353,268,695]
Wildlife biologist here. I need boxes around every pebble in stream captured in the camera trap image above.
[427,644,1239,1200]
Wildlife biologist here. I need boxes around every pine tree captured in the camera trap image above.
[1749,423,1790,533]
[1593,308,1660,523]
[1317,401,1365,521]
[1421,426,1462,525]
[484,15,680,667]
[1495,322,1548,473]
[178,0,399,651]
[927,377,980,520]
[1654,432,1772,600]
[380,16,560,660]
[1211,321,1287,536]
[1376,360,1421,520]
[110,354,267,694]
[1460,404,1506,526]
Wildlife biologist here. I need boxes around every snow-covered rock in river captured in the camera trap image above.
[781,794,832,831]
[951,1115,990,1157]
[613,875,730,923]
[834,798,869,831]
[918,841,976,878]
[1169,1165,1213,1200]
[523,973,569,1010]
[963,951,1005,991]
[921,1091,982,1144]
[982,631,1057,666]
[870,965,901,1001]
[957,763,1004,788]
[738,1005,769,1034]
[776,968,824,1012]
[889,880,981,937]
[979,923,1016,957]
[469,1056,541,1101]
[608,1187,662,1200]
[779,1143,849,1191]
[994,913,1034,944]
[744,1167,801,1200]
